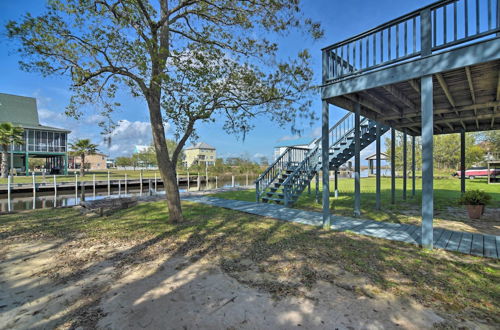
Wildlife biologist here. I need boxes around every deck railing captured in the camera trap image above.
[323,0,500,82]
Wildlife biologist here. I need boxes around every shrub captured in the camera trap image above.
[458,190,492,206]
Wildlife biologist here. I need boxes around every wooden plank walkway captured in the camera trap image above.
[182,196,499,259]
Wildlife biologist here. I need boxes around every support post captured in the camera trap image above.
[232,175,235,187]
[107,170,110,196]
[354,102,361,217]
[25,152,29,176]
[187,171,190,191]
[7,175,11,212]
[412,136,416,197]
[32,172,36,210]
[75,174,78,206]
[197,174,201,191]
[118,179,121,196]
[53,175,57,207]
[460,130,466,193]
[376,124,381,210]
[391,128,396,204]
[80,179,85,202]
[403,131,407,200]
[125,174,128,194]
[140,171,143,196]
[421,75,434,249]
[246,173,249,186]
[93,174,96,198]
[154,172,157,192]
[315,172,319,203]
[334,169,338,198]
[321,100,330,228]
[64,153,68,175]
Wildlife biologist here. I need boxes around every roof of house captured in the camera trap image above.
[186,142,216,150]
[274,137,314,148]
[0,93,71,133]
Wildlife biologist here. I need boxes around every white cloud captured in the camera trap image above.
[106,120,156,156]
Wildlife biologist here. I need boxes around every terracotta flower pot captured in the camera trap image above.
[466,205,484,219]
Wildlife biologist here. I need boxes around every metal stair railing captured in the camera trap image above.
[282,114,373,205]
[255,146,310,202]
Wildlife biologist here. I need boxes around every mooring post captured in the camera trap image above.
[93,174,96,198]
[140,171,143,196]
[7,175,11,212]
[154,172,157,192]
[206,165,209,189]
[107,170,111,196]
[75,174,78,205]
[197,173,201,191]
[215,176,218,189]
[187,171,190,191]
[118,179,121,196]
[32,172,36,210]
[149,179,152,195]
[125,174,128,194]
[232,175,235,187]
[53,175,57,207]
[80,178,85,202]
[246,173,248,186]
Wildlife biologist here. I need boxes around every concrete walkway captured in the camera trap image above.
[182,196,500,259]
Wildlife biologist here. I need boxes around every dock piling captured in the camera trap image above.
[7,175,11,212]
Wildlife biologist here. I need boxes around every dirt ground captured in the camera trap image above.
[1,237,493,330]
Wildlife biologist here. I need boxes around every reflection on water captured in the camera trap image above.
[0,177,252,212]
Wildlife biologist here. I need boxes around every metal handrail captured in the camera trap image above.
[322,0,458,51]
[323,0,499,81]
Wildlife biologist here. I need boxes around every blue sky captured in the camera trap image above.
[0,0,435,162]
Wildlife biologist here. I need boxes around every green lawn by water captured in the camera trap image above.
[212,177,500,223]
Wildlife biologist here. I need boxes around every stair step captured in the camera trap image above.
[261,197,284,204]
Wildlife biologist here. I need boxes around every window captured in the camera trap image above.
[35,131,42,151]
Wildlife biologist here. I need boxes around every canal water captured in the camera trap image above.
[0,177,252,212]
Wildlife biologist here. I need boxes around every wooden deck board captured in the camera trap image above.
[458,233,473,254]
[471,234,485,256]
[483,235,498,259]
[435,230,453,250]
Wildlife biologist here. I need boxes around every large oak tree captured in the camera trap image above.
[7,0,322,222]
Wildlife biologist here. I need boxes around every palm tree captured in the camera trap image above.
[69,139,98,176]
[0,123,24,178]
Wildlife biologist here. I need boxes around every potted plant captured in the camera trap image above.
[458,190,492,219]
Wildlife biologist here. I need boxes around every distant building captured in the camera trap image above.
[365,152,389,175]
[0,93,71,175]
[69,152,108,170]
[183,142,216,167]
[273,138,314,160]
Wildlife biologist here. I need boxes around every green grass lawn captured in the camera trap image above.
[212,177,500,224]
[0,201,498,324]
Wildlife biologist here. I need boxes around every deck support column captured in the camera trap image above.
[421,74,434,249]
[391,128,396,204]
[334,169,338,198]
[403,131,407,200]
[460,130,466,194]
[354,102,361,217]
[315,172,319,203]
[376,124,381,210]
[412,136,416,198]
[321,100,330,228]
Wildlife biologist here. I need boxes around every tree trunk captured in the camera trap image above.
[80,154,85,176]
[146,92,184,223]
[1,146,8,178]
